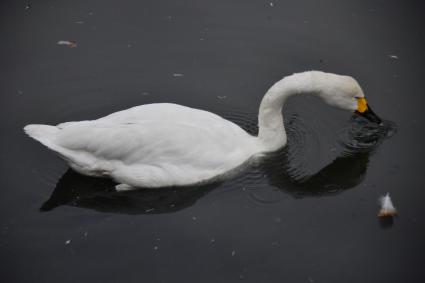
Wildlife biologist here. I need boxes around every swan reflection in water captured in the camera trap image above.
[41,115,396,215]
[41,169,220,214]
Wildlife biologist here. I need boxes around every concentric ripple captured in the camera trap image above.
[338,115,397,155]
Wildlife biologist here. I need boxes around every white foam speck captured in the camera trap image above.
[57,40,77,48]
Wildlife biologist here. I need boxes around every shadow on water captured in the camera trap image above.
[379,216,395,229]
[41,170,221,214]
[40,152,370,214]
[260,149,371,198]
[40,114,396,214]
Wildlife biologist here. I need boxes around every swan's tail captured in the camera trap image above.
[24,124,59,148]
[24,124,85,171]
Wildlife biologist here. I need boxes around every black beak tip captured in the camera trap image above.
[355,107,382,124]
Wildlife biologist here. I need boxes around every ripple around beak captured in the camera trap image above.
[338,115,397,155]
[355,104,382,124]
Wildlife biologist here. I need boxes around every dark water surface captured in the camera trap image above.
[1,0,425,282]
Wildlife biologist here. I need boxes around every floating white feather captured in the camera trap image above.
[378,193,397,217]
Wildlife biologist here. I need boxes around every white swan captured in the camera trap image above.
[24,71,381,191]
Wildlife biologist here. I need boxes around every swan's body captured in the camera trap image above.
[26,104,260,189]
[25,71,375,190]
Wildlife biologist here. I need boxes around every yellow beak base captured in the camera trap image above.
[357,98,368,113]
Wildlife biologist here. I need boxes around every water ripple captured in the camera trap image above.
[221,108,397,201]
[338,115,397,155]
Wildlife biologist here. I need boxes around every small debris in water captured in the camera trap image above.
[378,193,397,217]
[325,184,339,193]
[271,241,279,246]
[172,73,184,77]
[75,21,84,24]
[57,40,77,48]
[141,92,150,96]
[83,231,88,237]
[25,4,31,10]
[17,90,24,95]
[308,277,314,283]
[65,239,71,245]
[210,237,216,243]
[154,246,159,250]
[231,250,236,256]
[192,216,197,221]
[389,55,398,59]
[145,208,155,213]
[217,95,227,99]
[270,2,274,7]
[127,44,132,48]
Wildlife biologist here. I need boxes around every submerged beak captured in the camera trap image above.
[355,98,382,124]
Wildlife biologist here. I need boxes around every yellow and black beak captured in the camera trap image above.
[355,98,382,124]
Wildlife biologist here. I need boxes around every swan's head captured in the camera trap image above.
[317,73,382,124]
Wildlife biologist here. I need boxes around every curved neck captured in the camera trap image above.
[257,72,318,151]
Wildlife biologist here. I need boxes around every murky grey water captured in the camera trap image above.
[1,0,425,282]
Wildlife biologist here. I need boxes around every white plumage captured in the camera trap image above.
[378,193,397,217]
[24,71,366,190]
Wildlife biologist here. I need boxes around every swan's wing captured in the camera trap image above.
[55,120,255,171]
[57,103,240,133]
[50,104,258,187]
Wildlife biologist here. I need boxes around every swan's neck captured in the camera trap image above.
[258,72,318,151]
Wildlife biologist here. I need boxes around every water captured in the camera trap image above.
[1,0,425,282]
